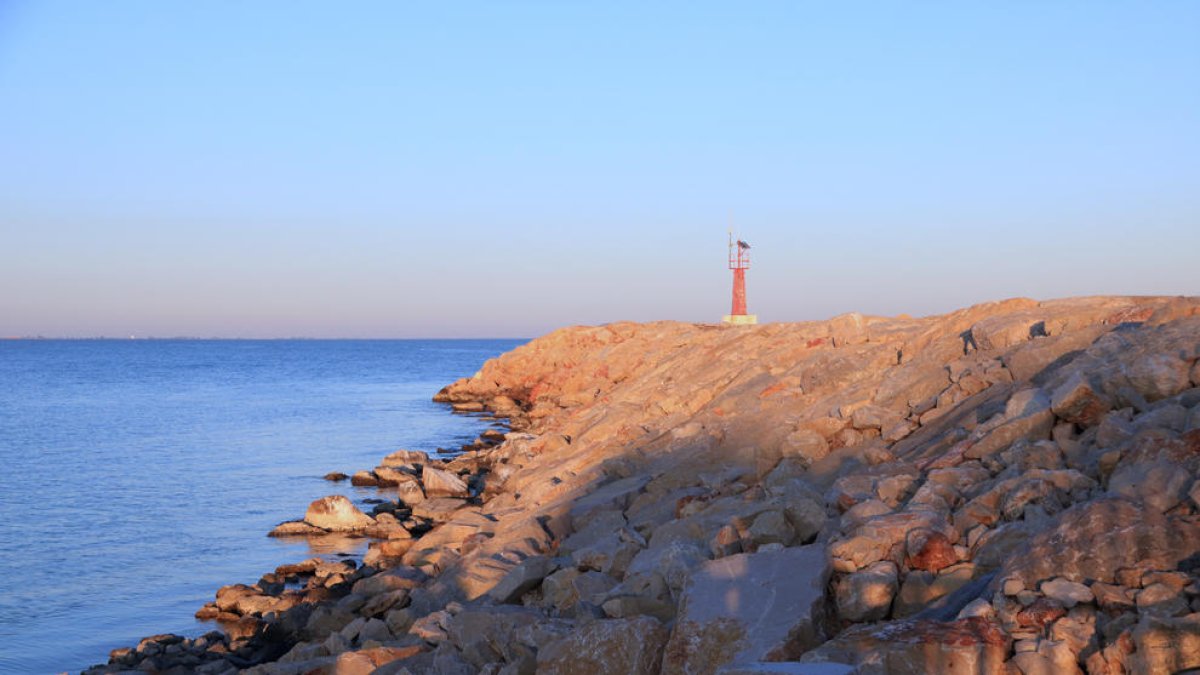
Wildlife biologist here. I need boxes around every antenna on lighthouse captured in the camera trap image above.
[722,229,758,326]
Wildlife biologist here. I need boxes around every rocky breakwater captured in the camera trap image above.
[87,295,1200,675]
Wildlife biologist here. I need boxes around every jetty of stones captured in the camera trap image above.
[88,295,1200,674]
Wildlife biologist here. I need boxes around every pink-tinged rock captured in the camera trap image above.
[1002,325,1108,382]
[906,529,958,573]
[411,497,467,522]
[782,428,830,464]
[487,555,556,604]
[963,408,1055,460]
[396,477,426,506]
[1127,613,1200,673]
[1108,460,1192,513]
[661,545,828,674]
[421,465,469,498]
[874,363,951,411]
[894,564,976,618]
[831,511,957,570]
[1091,582,1135,611]
[969,307,1042,351]
[1016,598,1068,631]
[1050,372,1113,426]
[835,561,898,622]
[998,498,1200,588]
[1010,638,1082,675]
[268,520,325,537]
[380,448,430,468]
[798,617,1012,675]
[1126,353,1192,402]
[333,645,426,675]
[1136,582,1189,618]
[304,495,375,532]
[351,567,427,596]
[1040,577,1094,608]
[537,616,668,675]
[852,405,902,431]
[373,466,416,488]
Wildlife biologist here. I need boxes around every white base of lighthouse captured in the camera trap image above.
[722,314,758,325]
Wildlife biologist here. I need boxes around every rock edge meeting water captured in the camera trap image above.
[0,338,522,673]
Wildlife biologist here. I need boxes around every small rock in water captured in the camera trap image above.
[304,495,376,532]
[324,471,349,482]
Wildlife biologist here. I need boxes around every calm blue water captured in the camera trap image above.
[0,339,523,674]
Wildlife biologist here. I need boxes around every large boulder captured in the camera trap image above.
[443,605,544,669]
[998,497,1200,588]
[536,616,669,675]
[304,495,375,532]
[1108,459,1192,513]
[1050,372,1113,426]
[411,497,467,523]
[1126,613,1200,673]
[488,555,556,604]
[421,466,469,498]
[661,545,828,674]
[1125,353,1193,402]
[969,307,1043,351]
[835,561,899,622]
[830,510,957,571]
[875,362,950,412]
[799,617,1011,675]
[380,449,430,468]
[963,404,1055,460]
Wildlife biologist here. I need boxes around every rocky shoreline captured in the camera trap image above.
[87,295,1200,674]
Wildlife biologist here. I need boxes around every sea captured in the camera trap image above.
[0,339,524,674]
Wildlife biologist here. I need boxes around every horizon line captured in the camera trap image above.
[1,335,533,341]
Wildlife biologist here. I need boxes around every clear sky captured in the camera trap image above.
[1,2,1197,338]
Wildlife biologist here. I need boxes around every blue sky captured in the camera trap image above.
[1,2,1197,337]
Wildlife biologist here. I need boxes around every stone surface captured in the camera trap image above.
[487,555,555,603]
[662,545,828,674]
[1126,354,1193,402]
[1040,577,1094,608]
[99,298,1200,675]
[410,497,467,522]
[1127,613,1200,673]
[1136,582,1189,617]
[905,529,957,573]
[836,561,898,622]
[1108,460,1192,513]
[783,429,830,465]
[268,520,326,537]
[303,495,375,532]
[999,498,1200,588]
[537,617,669,675]
[421,466,470,498]
[831,511,957,570]
[799,617,1011,675]
[1050,373,1112,427]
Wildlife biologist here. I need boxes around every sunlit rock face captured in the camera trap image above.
[89,295,1200,675]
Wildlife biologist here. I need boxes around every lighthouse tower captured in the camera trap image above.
[722,230,758,325]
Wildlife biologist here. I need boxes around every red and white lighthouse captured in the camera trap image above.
[723,230,758,325]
